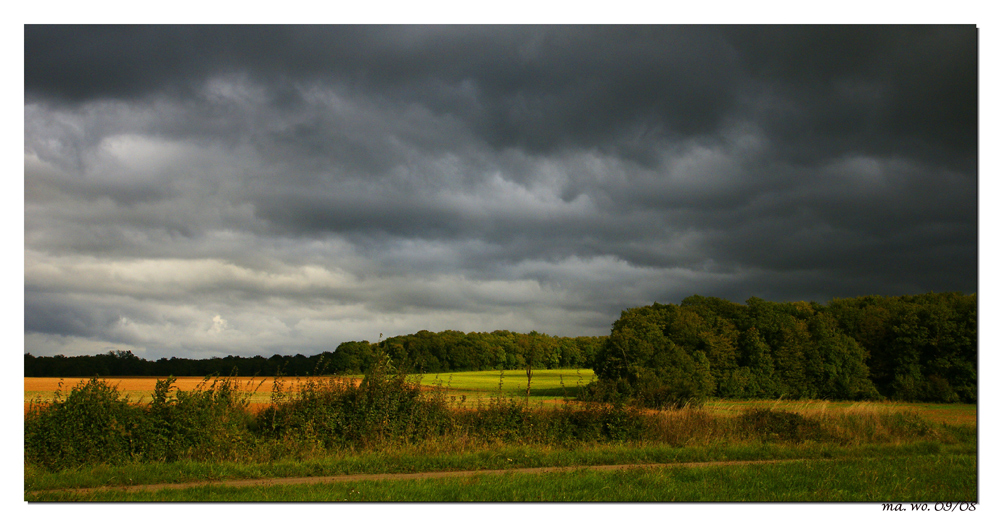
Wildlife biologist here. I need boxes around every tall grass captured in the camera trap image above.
[24,355,974,473]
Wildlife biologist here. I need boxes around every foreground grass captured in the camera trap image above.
[25,440,973,494]
[27,451,975,502]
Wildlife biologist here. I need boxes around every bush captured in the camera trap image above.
[24,378,150,470]
[465,395,534,442]
[25,375,262,470]
[146,376,257,461]
[258,349,453,449]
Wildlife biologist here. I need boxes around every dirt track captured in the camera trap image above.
[28,458,818,496]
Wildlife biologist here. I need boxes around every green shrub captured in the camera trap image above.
[24,375,262,471]
[257,349,454,450]
[146,376,257,461]
[24,378,150,470]
[464,395,534,442]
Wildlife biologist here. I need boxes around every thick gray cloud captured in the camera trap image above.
[24,25,977,359]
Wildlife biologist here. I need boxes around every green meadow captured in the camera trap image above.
[410,368,595,403]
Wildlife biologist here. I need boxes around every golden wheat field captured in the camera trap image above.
[23,376,360,415]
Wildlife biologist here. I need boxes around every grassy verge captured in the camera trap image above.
[27,451,976,502]
[25,440,974,494]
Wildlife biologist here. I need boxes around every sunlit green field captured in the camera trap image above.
[411,368,594,402]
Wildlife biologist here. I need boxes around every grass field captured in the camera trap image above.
[26,453,976,502]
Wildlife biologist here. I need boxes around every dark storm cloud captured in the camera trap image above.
[722,26,977,170]
[23,25,977,359]
[26,25,975,163]
[27,25,740,154]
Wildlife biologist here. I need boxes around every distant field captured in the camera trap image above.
[23,369,593,406]
[411,368,595,402]
[23,376,357,413]
[24,370,976,426]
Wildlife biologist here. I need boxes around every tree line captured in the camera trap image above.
[23,292,975,404]
[331,330,602,374]
[23,330,605,378]
[590,292,976,406]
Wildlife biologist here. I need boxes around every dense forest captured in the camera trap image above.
[591,292,976,405]
[24,292,975,403]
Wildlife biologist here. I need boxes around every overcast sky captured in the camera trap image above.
[23,25,978,360]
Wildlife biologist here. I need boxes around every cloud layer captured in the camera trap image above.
[24,25,977,359]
